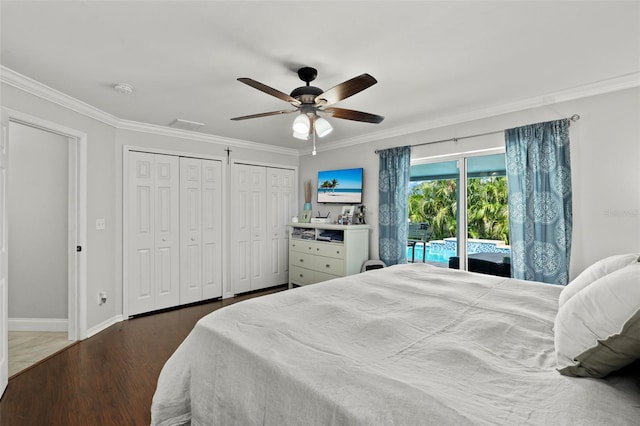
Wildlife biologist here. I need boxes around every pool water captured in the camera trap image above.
[408,244,456,263]
[407,244,511,263]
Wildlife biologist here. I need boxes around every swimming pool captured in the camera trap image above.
[408,244,455,263]
[408,238,510,263]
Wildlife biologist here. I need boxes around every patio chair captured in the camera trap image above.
[407,222,429,262]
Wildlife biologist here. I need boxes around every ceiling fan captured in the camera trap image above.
[230,67,384,141]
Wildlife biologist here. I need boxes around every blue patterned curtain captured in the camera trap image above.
[505,119,572,284]
[378,146,411,266]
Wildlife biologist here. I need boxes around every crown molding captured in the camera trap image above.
[117,119,299,156]
[0,66,299,156]
[0,65,120,127]
[3,65,638,157]
[313,71,640,154]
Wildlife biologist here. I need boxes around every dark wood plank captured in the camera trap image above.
[0,286,286,426]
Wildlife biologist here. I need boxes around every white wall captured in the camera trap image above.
[7,122,68,319]
[300,87,640,279]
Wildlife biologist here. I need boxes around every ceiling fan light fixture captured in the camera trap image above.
[292,114,310,133]
[293,130,309,140]
[314,117,333,137]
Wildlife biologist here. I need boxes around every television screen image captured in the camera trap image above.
[317,167,363,204]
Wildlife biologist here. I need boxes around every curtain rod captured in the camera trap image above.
[374,114,580,154]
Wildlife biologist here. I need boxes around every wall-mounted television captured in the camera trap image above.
[317,167,363,204]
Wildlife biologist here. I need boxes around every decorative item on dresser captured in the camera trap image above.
[303,179,313,211]
[289,223,370,288]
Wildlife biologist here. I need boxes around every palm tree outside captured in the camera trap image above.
[408,176,509,260]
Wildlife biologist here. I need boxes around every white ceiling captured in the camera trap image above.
[1,1,639,152]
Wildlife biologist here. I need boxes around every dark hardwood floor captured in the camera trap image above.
[0,285,286,426]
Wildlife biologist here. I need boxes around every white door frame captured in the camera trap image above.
[1,109,9,397]
[4,108,87,341]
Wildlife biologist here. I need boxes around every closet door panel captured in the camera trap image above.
[180,157,203,304]
[248,168,267,290]
[266,168,294,287]
[202,160,222,299]
[154,155,179,309]
[128,152,155,315]
[232,165,252,294]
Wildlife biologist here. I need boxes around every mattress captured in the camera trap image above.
[151,263,639,425]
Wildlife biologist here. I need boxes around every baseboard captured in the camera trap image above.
[86,315,124,338]
[8,318,68,332]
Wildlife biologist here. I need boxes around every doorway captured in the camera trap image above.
[5,115,85,377]
[409,150,510,275]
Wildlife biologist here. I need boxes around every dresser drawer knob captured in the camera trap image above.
[325,264,331,268]
[299,259,304,263]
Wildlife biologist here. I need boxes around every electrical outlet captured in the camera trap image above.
[99,292,107,305]
[96,219,106,230]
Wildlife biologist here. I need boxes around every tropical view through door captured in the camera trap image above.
[408,153,511,277]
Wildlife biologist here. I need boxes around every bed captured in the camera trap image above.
[151,262,640,425]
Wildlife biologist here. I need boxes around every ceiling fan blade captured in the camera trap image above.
[314,74,378,107]
[237,78,301,107]
[230,110,298,121]
[322,107,384,124]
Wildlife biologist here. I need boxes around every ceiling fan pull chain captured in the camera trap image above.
[312,131,317,156]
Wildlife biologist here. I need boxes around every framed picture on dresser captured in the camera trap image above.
[299,210,312,223]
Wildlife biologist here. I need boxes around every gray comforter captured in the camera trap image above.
[151,263,639,425]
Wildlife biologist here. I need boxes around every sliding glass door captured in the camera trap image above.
[408,150,510,276]
[408,159,460,266]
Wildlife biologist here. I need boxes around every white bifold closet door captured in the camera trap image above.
[128,152,180,316]
[179,157,222,304]
[232,164,294,294]
[128,152,222,316]
[266,167,294,287]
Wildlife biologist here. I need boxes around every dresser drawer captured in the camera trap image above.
[315,242,345,259]
[290,239,314,253]
[290,239,345,259]
[289,265,316,286]
[312,255,345,276]
[290,251,316,269]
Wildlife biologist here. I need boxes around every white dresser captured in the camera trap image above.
[288,223,370,288]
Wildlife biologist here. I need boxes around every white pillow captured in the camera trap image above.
[555,262,640,377]
[558,253,639,307]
